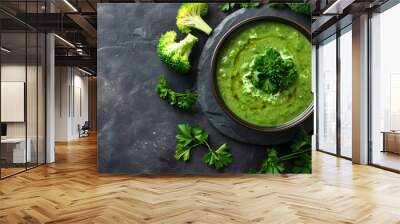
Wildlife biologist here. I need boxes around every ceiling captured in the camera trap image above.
[0,0,393,74]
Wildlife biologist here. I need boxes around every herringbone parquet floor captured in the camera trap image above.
[1,135,400,224]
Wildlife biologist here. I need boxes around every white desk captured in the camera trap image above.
[1,138,31,163]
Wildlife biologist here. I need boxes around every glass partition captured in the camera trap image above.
[38,32,45,165]
[370,3,400,171]
[0,2,46,179]
[317,35,337,154]
[1,30,28,177]
[27,30,38,169]
[339,27,352,158]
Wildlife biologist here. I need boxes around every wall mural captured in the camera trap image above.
[97,3,313,174]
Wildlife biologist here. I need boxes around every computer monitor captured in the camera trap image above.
[1,123,7,137]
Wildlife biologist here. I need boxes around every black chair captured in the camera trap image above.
[79,121,90,138]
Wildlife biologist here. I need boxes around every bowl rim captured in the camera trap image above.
[210,15,313,132]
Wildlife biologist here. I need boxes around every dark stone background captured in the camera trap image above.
[97,3,312,174]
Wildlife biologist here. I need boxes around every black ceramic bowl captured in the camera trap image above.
[210,16,313,132]
[197,6,313,145]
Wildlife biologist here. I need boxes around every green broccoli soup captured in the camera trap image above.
[216,21,312,127]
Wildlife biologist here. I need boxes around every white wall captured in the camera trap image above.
[55,67,89,141]
[1,65,27,140]
[55,66,69,141]
[1,64,39,138]
[72,73,89,138]
[1,63,46,164]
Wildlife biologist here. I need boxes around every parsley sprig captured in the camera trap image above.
[259,129,311,174]
[248,47,297,95]
[269,3,312,16]
[156,75,197,111]
[218,3,260,12]
[175,124,232,169]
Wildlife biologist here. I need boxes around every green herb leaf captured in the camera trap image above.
[175,143,192,161]
[269,3,312,16]
[248,48,297,95]
[291,129,312,173]
[176,124,193,144]
[218,2,260,12]
[259,148,285,174]
[239,3,260,8]
[156,75,197,111]
[288,3,312,16]
[218,3,236,12]
[269,3,289,9]
[174,124,231,169]
[291,128,311,152]
[292,152,311,173]
[192,126,208,143]
[202,143,232,169]
[258,129,312,174]
[175,124,203,161]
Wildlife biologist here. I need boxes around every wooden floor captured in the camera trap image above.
[1,167,26,178]
[1,135,400,224]
[372,150,400,171]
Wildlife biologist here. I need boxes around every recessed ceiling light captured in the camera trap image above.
[54,34,75,48]
[1,47,11,53]
[63,0,78,12]
[323,0,353,15]
[78,67,93,76]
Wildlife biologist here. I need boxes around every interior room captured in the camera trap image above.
[0,0,400,223]
[370,3,400,171]
[315,0,400,172]
[0,11,46,178]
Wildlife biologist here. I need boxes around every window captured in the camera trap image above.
[339,27,352,158]
[0,2,46,179]
[370,3,400,171]
[317,35,337,154]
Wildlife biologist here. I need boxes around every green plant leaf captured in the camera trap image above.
[269,3,312,16]
[291,128,311,152]
[174,124,231,170]
[291,129,312,173]
[258,129,312,174]
[239,3,260,8]
[202,143,232,169]
[288,3,312,16]
[292,152,311,173]
[259,148,285,174]
[175,124,199,161]
[175,143,192,161]
[218,3,236,12]
[156,75,197,111]
[218,3,260,12]
[248,48,297,94]
[191,126,208,143]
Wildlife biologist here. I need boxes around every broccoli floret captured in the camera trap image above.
[176,3,212,35]
[157,31,198,74]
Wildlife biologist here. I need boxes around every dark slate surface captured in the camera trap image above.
[97,3,311,174]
